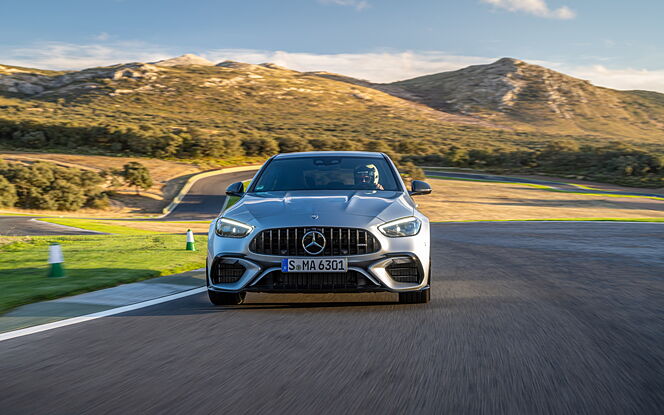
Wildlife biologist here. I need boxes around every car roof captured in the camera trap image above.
[273,151,385,159]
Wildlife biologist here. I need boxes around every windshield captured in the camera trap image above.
[250,156,402,192]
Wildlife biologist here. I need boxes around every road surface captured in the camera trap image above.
[0,217,102,237]
[163,169,258,220]
[1,222,662,414]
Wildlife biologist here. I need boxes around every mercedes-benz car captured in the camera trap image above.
[206,151,432,305]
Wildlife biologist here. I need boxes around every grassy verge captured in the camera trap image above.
[0,233,206,314]
[38,218,162,235]
[38,218,210,234]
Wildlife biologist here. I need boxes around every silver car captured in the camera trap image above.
[206,151,432,305]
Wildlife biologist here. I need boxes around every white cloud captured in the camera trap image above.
[318,0,370,11]
[2,42,663,93]
[563,65,664,93]
[204,49,494,82]
[1,41,174,70]
[481,0,576,19]
[94,32,110,41]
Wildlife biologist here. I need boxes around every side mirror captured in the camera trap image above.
[225,181,245,197]
[410,180,432,196]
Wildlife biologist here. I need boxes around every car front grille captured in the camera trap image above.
[386,258,422,283]
[210,260,246,284]
[249,227,380,256]
[251,270,380,292]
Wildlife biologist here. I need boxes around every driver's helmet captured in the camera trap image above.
[354,164,380,188]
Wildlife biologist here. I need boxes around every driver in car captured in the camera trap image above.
[354,164,384,190]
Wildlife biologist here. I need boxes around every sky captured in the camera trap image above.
[1,0,663,92]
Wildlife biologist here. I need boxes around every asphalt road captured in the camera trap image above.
[0,217,102,237]
[164,170,258,220]
[1,222,662,414]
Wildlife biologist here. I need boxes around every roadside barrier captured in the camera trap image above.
[48,243,65,278]
[186,229,196,251]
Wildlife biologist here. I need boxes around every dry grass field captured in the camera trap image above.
[417,178,664,221]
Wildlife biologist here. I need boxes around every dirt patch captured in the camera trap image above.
[417,178,664,221]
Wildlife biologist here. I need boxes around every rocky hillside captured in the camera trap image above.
[0,55,662,156]
[1,55,663,187]
[386,58,664,140]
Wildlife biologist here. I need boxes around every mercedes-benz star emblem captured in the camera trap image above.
[302,230,326,255]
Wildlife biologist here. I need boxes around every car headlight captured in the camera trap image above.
[215,218,254,238]
[378,217,422,237]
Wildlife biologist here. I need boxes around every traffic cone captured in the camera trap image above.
[186,229,195,251]
[48,243,65,278]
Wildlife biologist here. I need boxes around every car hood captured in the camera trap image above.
[224,190,414,228]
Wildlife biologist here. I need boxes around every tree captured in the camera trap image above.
[122,162,153,194]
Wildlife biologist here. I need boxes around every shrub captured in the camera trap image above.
[0,161,109,211]
[241,137,279,157]
[0,176,17,208]
[122,162,153,194]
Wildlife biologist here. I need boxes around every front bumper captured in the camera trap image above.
[207,220,431,294]
[207,252,430,294]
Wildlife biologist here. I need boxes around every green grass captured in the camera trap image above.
[37,218,161,235]
[0,234,206,314]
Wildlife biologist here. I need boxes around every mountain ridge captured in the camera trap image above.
[0,54,662,149]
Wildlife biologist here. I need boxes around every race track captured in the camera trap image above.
[1,222,662,414]
[164,169,258,220]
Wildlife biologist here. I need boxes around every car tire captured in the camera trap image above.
[208,290,246,306]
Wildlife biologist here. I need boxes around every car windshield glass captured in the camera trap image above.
[251,156,401,192]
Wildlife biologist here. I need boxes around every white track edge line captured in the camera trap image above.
[0,287,206,342]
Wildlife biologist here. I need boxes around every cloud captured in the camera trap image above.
[318,0,370,12]
[1,41,174,70]
[481,0,576,19]
[2,42,663,93]
[94,32,110,41]
[563,65,664,93]
[204,49,494,82]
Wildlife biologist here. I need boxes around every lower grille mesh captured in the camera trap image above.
[253,270,378,291]
[386,259,422,283]
[211,261,246,284]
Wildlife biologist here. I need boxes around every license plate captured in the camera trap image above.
[281,258,348,273]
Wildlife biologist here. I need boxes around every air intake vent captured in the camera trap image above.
[211,260,246,284]
[249,227,380,256]
[386,258,422,283]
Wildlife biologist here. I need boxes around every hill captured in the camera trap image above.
[387,58,664,141]
[0,55,662,188]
